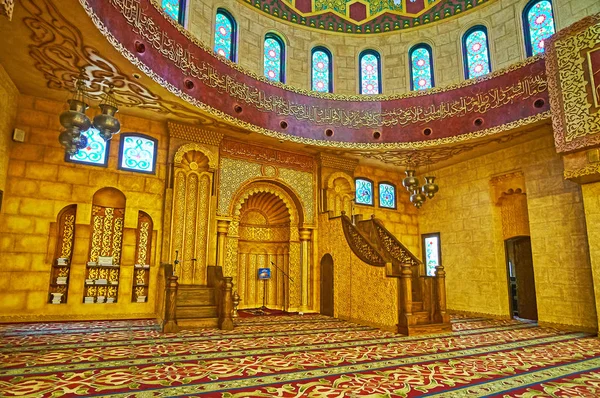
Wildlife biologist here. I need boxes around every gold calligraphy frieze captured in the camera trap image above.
[107,0,548,130]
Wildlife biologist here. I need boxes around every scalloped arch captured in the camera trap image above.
[231,182,300,225]
[173,143,218,169]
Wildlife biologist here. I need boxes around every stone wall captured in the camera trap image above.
[187,0,600,95]
[0,64,18,200]
[581,182,600,332]
[419,130,597,331]
[354,165,420,256]
[0,95,168,321]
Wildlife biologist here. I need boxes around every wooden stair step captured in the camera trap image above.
[413,311,432,325]
[177,317,219,329]
[176,305,218,319]
[412,301,423,312]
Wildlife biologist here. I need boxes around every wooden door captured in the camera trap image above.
[506,237,538,320]
[320,254,334,317]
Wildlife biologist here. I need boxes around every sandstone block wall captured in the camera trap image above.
[0,95,168,321]
[186,0,600,95]
[419,131,597,331]
[0,64,18,198]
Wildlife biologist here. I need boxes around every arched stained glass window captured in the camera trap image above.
[379,182,396,209]
[311,47,333,93]
[523,0,556,56]
[214,9,236,62]
[67,128,110,167]
[118,134,158,174]
[355,178,374,206]
[162,0,186,24]
[462,26,492,79]
[359,50,381,95]
[409,44,435,91]
[264,33,285,83]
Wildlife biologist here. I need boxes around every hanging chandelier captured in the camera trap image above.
[58,71,121,156]
[401,155,439,208]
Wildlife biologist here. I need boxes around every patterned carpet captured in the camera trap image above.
[1,315,600,397]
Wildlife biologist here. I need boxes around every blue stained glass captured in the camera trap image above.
[69,128,108,166]
[214,11,235,61]
[162,0,180,21]
[355,179,373,205]
[120,136,156,173]
[526,1,555,56]
[424,236,440,276]
[464,29,491,79]
[410,46,433,90]
[312,49,331,93]
[379,183,395,208]
[264,36,283,82]
[360,52,380,95]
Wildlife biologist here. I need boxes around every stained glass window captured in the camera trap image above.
[462,26,492,79]
[409,44,434,91]
[523,0,555,57]
[214,9,236,61]
[422,233,441,277]
[355,178,373,205]
[379,183,396,209]
[311,47,333,93]
[118,134,158,174]
[359,50,381,95]
[264,34,285,83]
[68,128,109,167]
[161,0,185,24]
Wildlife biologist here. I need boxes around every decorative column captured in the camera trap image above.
[299,228,312,312]
[216,219,230,268]
[163,274,179,333]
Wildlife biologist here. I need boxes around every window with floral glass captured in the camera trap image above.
[161,0,186,24]
[422,233,441,277]
[523,0,555,57]
[311,47,333,93]
[118,134,158,174]
[264,33,285,83]
[379,182,396,209]
[409,44,434,91]
[359,50,381,95]
[355,178,374,206]
[214,9,236,61]
[462,26,492,79]
[67,128,110,167]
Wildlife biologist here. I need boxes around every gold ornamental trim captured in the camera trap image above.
[83,0,550,150]
[173,143,218,169]
[318,153,359,172]
[564,163,600,179]
[168,121,225,146]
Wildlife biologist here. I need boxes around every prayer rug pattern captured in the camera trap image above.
[0,316,599,397]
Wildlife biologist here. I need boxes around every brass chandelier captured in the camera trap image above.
[58,72,121,155]
[401,155,439,208]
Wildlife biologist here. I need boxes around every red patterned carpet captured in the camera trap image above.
[1,315,600,397]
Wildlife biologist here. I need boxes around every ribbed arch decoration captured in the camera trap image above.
[214,8,236,61]
[462,26,492,79]
[311,47,333,93]
[359,50,382,95]
[409,44,435,91]
[264,33,285,83]
[523,0,555,57]
[161,0,185,24]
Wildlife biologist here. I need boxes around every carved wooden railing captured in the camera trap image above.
[207,265,234,331]
[340,214,450,334]
[162,263,179,333]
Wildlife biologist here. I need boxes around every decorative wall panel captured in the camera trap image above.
[170,147,215,284]
[218,158,262,215]
[278,168,315,224]
[48,205,77,304]
[132,211,153,302]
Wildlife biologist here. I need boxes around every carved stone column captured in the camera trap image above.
[299,228,312,312]
[216,219,231,268]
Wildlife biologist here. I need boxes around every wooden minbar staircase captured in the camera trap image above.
[162,265,234,332]
[341,213,451,336]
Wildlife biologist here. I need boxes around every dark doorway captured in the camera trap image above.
[320,254,334,317]
[505,236,538,320]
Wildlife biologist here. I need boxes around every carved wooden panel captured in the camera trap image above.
[48,205,77,304]
[132,211,153,303]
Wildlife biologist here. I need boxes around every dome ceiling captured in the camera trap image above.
[240,0,493,34]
